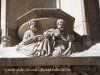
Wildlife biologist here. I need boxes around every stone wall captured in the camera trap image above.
[5,0,100,45]
[6,0,56,45]
[84,0,100,44]
[60,0,84,36]
[60,0,100,45]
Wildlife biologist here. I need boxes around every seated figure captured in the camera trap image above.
[16,20,51,57]
[17,19,75,57]
[44,19,75,57]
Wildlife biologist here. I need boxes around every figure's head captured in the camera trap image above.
[56,19,66,31]
[28,20,38,32]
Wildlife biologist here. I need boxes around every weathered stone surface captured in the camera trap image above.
[1,36,12,47]
[18,18,57,40]
[7,0,56,30]
[0,66,100,75]
[0,57,100,66]
[17,8,75,40]
[85,0,100,44]
[6,0,56,45]
[17,18,76,57]
[17,8,75,28]
[0,1,100,72]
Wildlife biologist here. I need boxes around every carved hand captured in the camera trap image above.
[54,33,61,37]
[37,35,45,41]
[43,31,51,39]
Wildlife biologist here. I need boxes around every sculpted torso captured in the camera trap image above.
[16,19,75,57]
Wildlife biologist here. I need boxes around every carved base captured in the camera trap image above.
[0,66,100,75]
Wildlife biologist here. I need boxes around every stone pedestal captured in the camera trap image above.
[1,36,12,47]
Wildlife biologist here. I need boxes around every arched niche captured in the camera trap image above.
[18,18,74,40]
[17,8,75,40]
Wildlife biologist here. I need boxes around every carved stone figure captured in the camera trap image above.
[44,19,75,57]
[17,19,75,57]
[16,20,51,57]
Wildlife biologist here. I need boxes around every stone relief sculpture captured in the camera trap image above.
[16,19,75,57]
[16,20,51,57]
[44,19,75,57]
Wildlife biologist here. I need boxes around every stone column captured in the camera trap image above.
[1,0,11,47]
[56,0,61,9]
[99,0,100,7]
[1,0,6,36]
[81,0,87,35]
[81,0,91,46]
